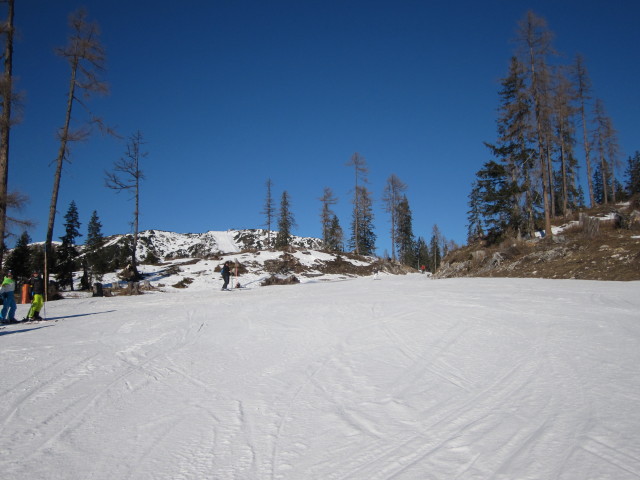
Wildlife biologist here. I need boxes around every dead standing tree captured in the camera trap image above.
[573,54,596,208]
[0,0,14,264]
[382,174,407,262]
[45,8,109,287]
[516,10,555,238]
[346,152,368,255]
[261,178,275,248]
[105,131,147,281]
[319,186,338,250]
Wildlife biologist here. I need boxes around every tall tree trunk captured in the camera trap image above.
[530,60,553,237]
[546,142,555,219]
[353,161,359,255]
[519,11,554,237]
[580,101,594,207]
[600,153,609,205]
[132,157,139,273]
[559,128,568,217]
[46,58,78,284]
[0,0,14,266]
[575,56,595,207]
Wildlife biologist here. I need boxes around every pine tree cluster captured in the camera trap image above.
[468,11,638,245]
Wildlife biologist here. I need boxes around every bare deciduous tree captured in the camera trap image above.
[105,131,146,280]
[345,152,368,255]
[382,174,407,261]
[517,10,555,238]
[45,8,109,283]
[552,66,578,218]
[573,54,595,207]
[0,0,14,264]
[592,99,620,205]
[319,187,338,250]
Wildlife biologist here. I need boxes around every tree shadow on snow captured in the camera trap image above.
[0,325,54,336]
[45,310,117,321]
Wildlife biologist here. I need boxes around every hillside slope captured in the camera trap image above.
[438,207,640,281]
[83,229,409,291]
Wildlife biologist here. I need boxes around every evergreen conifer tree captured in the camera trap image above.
[473,160,518,244]
[4,230,31,280]
[319,187,338,250]
[275,191,295,248]
[625,151,640,196]
[592,164,604,205]
[482,56,534,240]
[57,200,82,290]
[415,236,430,273]
[29,244,45,277]
[349,185,376,256]
[85,210,107,283]
[382,174,407,261]
[395,195,415,266]
[326,214,343,252]
[429,225,443,272]
[261,178,275,248]
[346,152,369,255]
[466,180,485,243]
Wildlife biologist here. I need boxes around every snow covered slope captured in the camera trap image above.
[1,276,640,479]
[103,229,323,260]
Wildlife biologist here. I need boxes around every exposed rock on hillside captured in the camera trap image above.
[438,206,640,281]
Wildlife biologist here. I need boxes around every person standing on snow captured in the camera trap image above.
[220,261,231,291]
[25,271,44,321]
[0,271,17,324]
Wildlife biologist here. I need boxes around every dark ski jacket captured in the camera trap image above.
[29,275,45,295]
[221,264,231,279]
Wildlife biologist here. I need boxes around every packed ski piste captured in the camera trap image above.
[1,263,639,479]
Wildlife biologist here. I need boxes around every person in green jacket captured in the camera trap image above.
[0,271,17,323]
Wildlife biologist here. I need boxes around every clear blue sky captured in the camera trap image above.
[7,0,640,255]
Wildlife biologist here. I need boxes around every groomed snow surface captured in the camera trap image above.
[1,276,639,479]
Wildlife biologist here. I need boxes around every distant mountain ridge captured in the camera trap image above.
[103,229,324,260]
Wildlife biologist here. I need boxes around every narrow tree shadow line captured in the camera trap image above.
[0,325,53,336]
[0,310,117,335]
[44,310,117,321]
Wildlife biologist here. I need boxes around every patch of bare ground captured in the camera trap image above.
[439,204,640,281]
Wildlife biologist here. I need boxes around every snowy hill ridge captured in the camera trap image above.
[104,228,324,260]
[90,229,393,290]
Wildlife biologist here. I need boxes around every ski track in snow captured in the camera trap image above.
[1,276,640,479]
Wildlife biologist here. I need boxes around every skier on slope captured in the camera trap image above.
[0,271,18,324]
[25,271,44,321]
[220,261,231,291]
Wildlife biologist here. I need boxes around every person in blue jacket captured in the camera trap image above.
[0,271,17,323]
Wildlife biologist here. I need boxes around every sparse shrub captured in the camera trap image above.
[142,250,160,265]
[163,265,181,276]
[261,275,300,286]
[172,277,193,289]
